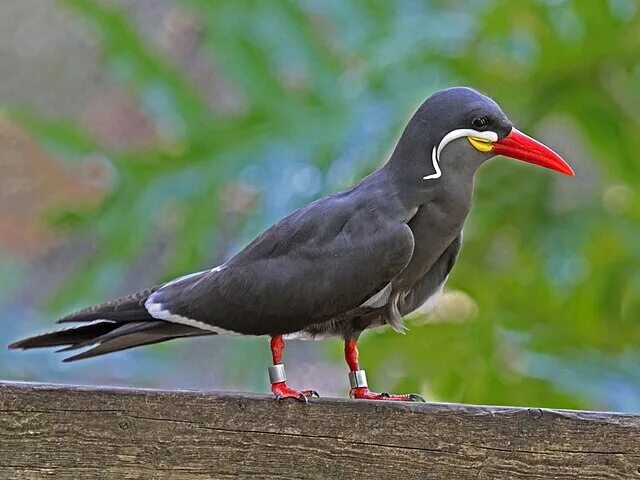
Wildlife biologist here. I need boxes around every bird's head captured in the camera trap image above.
[392,87,574,181]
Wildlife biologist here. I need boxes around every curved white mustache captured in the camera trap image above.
[424,129,498,180]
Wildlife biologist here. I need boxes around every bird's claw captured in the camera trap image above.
[350,387,425,402]
[275,392,307,403]
[272,383,319,403]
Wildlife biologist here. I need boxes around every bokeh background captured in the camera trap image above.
[1,0,639,411]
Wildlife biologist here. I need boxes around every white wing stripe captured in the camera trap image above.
[144,299,238,335]
[145,264,236,335]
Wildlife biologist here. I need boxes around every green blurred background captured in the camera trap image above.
[1,0,639,411]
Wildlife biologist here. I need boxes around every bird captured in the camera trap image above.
[9,87,574,402]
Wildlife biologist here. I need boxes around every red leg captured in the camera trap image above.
[269,335,319,403]
[344,338,425,402]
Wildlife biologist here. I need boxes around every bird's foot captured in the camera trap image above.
[271,382,319,403]
[349,387,425,402]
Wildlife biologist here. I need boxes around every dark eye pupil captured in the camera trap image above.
[473,117,487,129]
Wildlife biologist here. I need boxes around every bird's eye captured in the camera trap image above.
[472,117,488,130]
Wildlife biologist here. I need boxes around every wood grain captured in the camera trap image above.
[0,382,638,479]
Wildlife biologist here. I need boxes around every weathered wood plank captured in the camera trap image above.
[0,381,638,479]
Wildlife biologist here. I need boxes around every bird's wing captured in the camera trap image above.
[145,196,415,335]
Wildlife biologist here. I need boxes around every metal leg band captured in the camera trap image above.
[268,363,287,384]
[348,369,368,389]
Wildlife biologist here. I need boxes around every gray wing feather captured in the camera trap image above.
[148,196,415,335]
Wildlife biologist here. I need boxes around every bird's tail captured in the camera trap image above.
[8,286,211,362]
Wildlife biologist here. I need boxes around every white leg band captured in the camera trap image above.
[348,369,368,389]
[268,363,287,384]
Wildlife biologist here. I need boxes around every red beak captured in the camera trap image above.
[492,128,574,176]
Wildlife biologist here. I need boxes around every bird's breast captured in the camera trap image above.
[394,197,470,291]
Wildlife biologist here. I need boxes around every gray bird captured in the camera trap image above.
[10,87,574,402]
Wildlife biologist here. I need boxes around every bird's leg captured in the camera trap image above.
[345,338,425,402]
[268,335,319,403]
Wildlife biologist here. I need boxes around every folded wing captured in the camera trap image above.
[147,195,415,335]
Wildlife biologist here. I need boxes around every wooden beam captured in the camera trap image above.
[0,382,638,479]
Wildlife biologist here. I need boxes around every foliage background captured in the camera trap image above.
[1,0,639,411]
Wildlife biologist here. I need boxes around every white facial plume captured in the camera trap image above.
[424,129,498,180]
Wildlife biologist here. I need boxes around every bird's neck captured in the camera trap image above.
[382,143,478,212]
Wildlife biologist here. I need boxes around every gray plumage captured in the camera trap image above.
[10,87,513,360]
